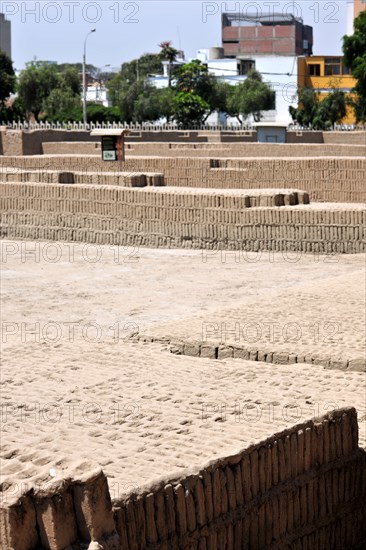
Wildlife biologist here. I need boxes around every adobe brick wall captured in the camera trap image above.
[0,167,165,187]
[286,131,324,143]
[323,131,366,145]
[1,155,364,203]
[0,465,119,550]
[1,130,365,156]
[1,182,365,253]
[112,408,366,550]
[41,141,366,158]
[1,408,365,550]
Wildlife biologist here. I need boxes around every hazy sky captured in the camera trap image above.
[2,0,350,71]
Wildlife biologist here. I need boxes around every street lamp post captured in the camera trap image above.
[82,28,96,126]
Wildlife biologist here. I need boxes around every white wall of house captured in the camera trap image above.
[86,84,109,107]
[148,50,298,124]
[248,55,298,123]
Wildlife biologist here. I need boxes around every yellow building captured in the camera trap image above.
[298,56,357,124]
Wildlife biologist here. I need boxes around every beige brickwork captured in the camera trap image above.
[1,408,365,549]
[0,155,365,203]
[42,141,366,158]
[0,182,365,253]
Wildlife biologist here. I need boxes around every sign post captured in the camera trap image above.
[90,129,128,161]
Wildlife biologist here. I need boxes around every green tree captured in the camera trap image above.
[175,60,229,121]
[158,41,180,87]
[172,92,209,126]
[289,87,347,129]
[85,104,121,123]
[288,87,319,127]
[41,88,82,122]
[226,70,275,123]
[133,85,173,123]
[18,61,81,121]
[18,62,60,120]
[0,51,16,103]
[343,11,366,122]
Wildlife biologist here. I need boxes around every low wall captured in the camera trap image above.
[0,168,165,187]
[323,131,366,145]
[1,183,365,253]
[2,408,365,549]
[138,336,365,373]
[41,141,366,158]
[0,465,119,550]
[113,408,366,550]
[1,155,365,203]
[1,129,365,156]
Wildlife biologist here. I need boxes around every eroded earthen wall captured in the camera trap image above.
[112,408,366,550]
[0,156,364,203]
[1,408,365,550]
[0,182,365,253]
[41,141,366,158]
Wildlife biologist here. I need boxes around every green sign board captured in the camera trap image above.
[101,136,117,161]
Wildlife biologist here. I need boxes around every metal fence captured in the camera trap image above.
[1,121,366,132]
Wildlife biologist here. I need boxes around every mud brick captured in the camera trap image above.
[348,358,366,372]
[233,347,250,360]
[0,493,39,550]
[72,469,117,543]
[35,485,78,550]
[200,344,217,359]
[217,346,233,360]
[273,352,289,365]
[170,341,184,355]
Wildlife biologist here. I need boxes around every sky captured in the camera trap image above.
[2,0,350,71]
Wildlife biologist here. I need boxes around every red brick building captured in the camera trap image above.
[222,13,313,58]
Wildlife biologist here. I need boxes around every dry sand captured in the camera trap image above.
[1,240,365,499]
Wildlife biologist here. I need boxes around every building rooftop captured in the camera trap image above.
[222,12,304,26]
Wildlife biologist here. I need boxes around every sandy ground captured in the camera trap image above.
[1,240,365,499]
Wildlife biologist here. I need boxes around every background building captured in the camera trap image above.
[222,13,313,58]
[354,0,366,18]
[0,13,11,58]
[298,0,366,125]
[346,0,366,34]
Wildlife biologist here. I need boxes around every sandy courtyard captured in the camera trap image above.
[1,240,365,500]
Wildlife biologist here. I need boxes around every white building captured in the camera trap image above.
[148,47,297,124]
[86,82,109,107]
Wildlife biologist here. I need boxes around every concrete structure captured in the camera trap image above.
[354,0,366,19]
[346,0,366,34]
[86,83,109,107]
[254,122,288,143]
[222,13,313,58]
[0,12,11,58]
[298,56,356,124]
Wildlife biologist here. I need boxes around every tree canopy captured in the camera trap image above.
[0,51,16,103]
[343,11,366,122]
[226,70,275,123]
[289,88,347,129]
[158,41,180,86]
[17,61,81,120]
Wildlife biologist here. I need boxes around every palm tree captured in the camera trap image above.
[158,41,180,87]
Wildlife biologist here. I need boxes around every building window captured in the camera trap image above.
[342,65,351,75]
[324,57,341,76]
[308,64,321,76]
[238,60,255,75]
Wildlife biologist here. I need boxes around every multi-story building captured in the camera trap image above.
[0,13,11,58]
[347,0,366,33]
[297,1,366,125]
[222,13,313,58]
[354,0,366,18]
